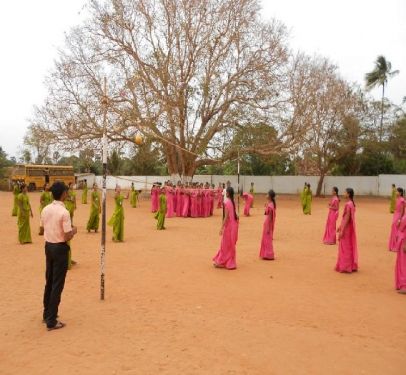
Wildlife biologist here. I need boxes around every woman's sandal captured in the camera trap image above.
[47,321,65,331]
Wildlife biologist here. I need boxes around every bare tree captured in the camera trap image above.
[29,0,303,179]
[291,55,360,195]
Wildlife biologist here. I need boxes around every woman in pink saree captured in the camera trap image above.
[395,214,406,293]
[213,187,239,270]
[242,193,254,216]
[182,188,190,217]
[151,184,159,213]
[190,187,198,218]
[335,188,358,273]
[323,187,340,245]
[166,184,175,218]
[217,183,224,209]
[388,188,405,252]
[176,184,183,217]
[259,190,276,260]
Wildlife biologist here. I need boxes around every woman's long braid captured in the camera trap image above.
[346,188,355,207]
[227,187,238,220]
[268,189,276,208]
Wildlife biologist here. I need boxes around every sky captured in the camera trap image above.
[0,0,405,159]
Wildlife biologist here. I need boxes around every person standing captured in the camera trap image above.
[151,184,159,213]
[87,183,101,233]
[390,184,396,214]
[323,187,340,245]
[39,183,53,235]
[40,183,53,213]
[394,214,406,294]
[217,183,224,209]
[259,190,276,260]
[155,187,167,230]
[176,183,183,217]
[303,183,312,215]
[108,186,128,242]
[12,182,20,216]
[166,182,175,218]
[249,182,255,208]
[17,184,33,244]
[242,192,254,216]
[222,181,231,219]
[130,182,138,208]
[63,183,77,268]
[213,187,239,270]
[182,186,190,217]
[389,188,405,252]
[40,181,77,330]
[81,179,88,204]
[335,188,358,273]
[64,183,76,224]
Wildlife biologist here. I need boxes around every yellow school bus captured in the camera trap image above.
[11,164,75,191]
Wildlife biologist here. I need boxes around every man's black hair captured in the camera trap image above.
[51,181,68,200]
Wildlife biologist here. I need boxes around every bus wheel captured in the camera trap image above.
[28,183,36,191]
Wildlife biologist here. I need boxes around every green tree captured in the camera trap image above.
[123,142,166,176]
[389,115,406,173]
[108,150,123,176]
[0,147,13,178]
[365,56,399,141]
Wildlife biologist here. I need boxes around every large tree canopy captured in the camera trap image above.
[28,0,309,179]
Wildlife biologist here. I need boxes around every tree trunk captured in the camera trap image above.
[380,83,385,142]
[316,173,325,197]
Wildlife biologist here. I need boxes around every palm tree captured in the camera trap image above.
[365,56,399,141]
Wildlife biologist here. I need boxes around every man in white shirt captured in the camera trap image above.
[40,182,77,331]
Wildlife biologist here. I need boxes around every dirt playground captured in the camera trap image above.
[0,190,405,375]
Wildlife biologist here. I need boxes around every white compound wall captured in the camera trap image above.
[92,174,406,196]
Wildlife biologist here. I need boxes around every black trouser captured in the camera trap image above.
[43,242,69,328]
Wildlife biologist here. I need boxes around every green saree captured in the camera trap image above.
[303,187,312,215]
[87,191,100,231]
[65,191,76,222]
[108,195,124,241]
[12,185,20,216]
[390,187,396,213]
[130,187,138,208]
[39,191,53,213]
[155,193,167,230]
[82,183,88,204]
[17,193,32,244]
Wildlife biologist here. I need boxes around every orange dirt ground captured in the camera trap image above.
[0,191,405,375]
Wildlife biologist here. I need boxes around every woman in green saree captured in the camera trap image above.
[155,187,167,230]
[64,182,77,223]
[303,183,312,215]
[130,182,139,208]
[64,183,77,268]
[12,182,20,216]
[108,186,129,242]
[82,179,88,204]
[17,184,33,244]
[87,183,101,232]
[40,183,53,212]
[390,184,396,214]
[39,183,53,235]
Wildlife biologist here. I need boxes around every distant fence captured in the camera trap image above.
[84,174,406,197]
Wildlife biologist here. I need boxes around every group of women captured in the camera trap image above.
[213,184,406,295]
[10,179,405,294]
[213,186,275,270]
[150,182,223,218]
